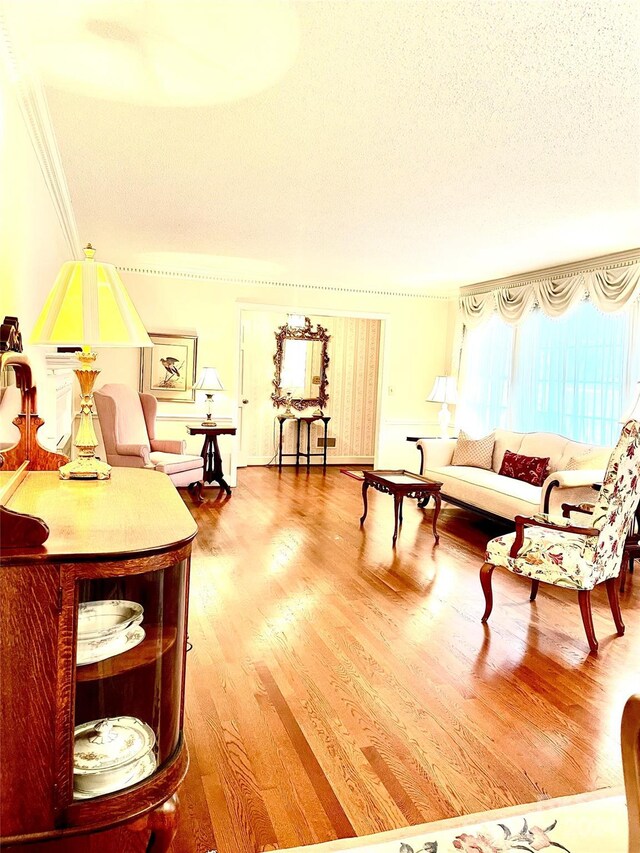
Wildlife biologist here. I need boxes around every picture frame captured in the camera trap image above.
[139,332,198,402]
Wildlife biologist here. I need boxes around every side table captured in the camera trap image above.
[343,469,443,547]
[187,425,236,494]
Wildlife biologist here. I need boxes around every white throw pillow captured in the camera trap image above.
[451,430,495,469]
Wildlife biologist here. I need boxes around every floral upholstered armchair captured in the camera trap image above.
[480,420,640,653]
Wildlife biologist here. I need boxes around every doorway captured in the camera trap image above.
[238,307,384,468]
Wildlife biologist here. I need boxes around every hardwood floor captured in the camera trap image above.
[171,466,638,852]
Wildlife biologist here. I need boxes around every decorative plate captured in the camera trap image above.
[76,624,145,667]
[77,600,144,641]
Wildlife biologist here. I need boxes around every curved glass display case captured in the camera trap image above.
[0,468,197,853]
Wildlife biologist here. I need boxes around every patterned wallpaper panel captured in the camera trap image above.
[241,311,381,463]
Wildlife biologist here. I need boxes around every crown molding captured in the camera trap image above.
[116,264,454,301]
[0,8,80,258]
[461,248,640,297]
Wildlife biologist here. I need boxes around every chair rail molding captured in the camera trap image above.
[0,8,81,258]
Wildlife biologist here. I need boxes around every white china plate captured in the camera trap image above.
[73,750,157,800]
[76,624,145,667]
[78,599,144,641]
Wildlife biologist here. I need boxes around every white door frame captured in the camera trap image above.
[234,301,389,468]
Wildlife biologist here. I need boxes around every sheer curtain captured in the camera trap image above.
[458,298,640,445]
[457,314,515,436]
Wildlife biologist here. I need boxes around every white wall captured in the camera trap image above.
[93,271,456,472]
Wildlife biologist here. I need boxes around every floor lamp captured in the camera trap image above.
[31,244,152,480]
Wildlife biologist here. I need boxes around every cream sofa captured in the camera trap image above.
[416,429,611,521]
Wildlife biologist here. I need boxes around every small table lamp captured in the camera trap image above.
[427,375,458,438]
[193,367,224,426]
[31,244,152,479]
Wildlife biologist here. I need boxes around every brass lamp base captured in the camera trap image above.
[201,420,217,427]
[60,347,111,480]
[59,456,112,480]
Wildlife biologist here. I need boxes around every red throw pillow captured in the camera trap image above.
[498,450,550,487]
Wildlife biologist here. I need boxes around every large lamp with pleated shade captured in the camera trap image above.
[31,244,152,480]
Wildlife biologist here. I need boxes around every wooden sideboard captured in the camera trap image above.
[0,468,197,852]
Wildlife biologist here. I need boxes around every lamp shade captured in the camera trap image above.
[427,375,458,404]
[31,245,152,348]
[193,366,224,392]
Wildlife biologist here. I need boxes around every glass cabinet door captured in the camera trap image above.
[72,560,187,800]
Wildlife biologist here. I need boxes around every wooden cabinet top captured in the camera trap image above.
[3,468,198,562]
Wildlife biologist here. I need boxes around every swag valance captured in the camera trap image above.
[459,258,640,327]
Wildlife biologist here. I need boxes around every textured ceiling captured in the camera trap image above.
[7,0,640,293]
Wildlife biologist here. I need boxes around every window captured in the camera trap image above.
[459,298,640,445]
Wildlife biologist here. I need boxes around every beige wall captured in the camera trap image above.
[93,271,456,470]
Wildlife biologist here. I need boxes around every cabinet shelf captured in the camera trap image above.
[76,626,177,683]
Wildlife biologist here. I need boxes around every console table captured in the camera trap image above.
[277,415,331,471]
[187,425,236,494]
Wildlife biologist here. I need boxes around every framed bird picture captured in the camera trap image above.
[139,332,198,402]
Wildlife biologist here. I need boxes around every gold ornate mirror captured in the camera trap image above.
[272,317,330,412]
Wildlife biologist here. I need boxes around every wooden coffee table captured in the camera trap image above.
[349,469,443,547]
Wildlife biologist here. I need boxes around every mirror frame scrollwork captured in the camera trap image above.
[272,317,330,411]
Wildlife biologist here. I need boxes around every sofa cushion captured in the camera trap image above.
[499,449,550,486]
[492,429,602,474]
[492,429,525,472]
[451,430,495,469]
[424,464,541,520]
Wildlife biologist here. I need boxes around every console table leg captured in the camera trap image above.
[360,481,369,525]
[323,420,328,470]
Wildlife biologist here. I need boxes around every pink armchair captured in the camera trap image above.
[94,383,204,501]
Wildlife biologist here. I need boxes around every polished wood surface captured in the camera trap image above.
[0,357,69,472]
[1,470,195,850]
[171,466,640,852]
[4,468,197,559]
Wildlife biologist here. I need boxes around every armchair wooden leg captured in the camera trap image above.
[530,579,539,601]
[578,590,598,653]
[605,577,625,635]
[480,562,495,623]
